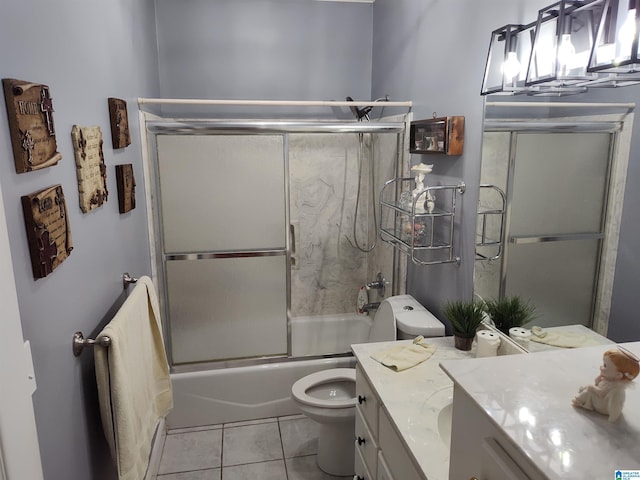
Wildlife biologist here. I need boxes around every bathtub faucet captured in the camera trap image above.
[359,302,380,315]
[365,272,388,297]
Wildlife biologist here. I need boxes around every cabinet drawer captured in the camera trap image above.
[354,444,373,480]
[378,409,422,480]
[356,364,379,437]
[355,406,378,479]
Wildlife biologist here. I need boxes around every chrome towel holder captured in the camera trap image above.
[72,273,139,357]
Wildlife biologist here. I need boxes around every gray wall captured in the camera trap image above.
[0,1,159,479]
[372,0,640,342]
[155,0,374,104]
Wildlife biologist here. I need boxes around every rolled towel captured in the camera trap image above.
[530,326,598,348]
[370,336,437,371]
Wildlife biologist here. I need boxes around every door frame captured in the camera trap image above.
[0,183,44,479]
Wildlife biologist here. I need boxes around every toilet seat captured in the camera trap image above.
[291,368,356,409]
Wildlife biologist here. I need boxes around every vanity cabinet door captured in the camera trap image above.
[479,437,531,480]
[356,365,379,437]
[378,409,422,480]
[376,451,394,480]
[355,406,379,479]
[450,386,547,480]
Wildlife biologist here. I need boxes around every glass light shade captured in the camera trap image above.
[588,0,640,72]
[526,0,604,86]
[481,24,536,95]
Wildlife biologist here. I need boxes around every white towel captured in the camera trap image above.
[95,276,173,480]
[530,326,598,348]
[370,336,437,371]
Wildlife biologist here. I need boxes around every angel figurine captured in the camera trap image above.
[572,347,639,422]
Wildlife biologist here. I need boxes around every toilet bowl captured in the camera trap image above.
[290,294,444,476]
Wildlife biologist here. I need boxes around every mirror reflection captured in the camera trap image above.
[474,98,636,350]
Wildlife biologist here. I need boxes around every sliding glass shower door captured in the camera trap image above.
[503,132,612,327]
[156,134,288,364]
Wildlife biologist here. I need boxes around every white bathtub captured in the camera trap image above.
[166,312,371,428]
[167,356,356,428]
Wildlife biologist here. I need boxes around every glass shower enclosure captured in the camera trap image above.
[145,116,409,367]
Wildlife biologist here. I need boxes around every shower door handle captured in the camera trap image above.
[290,223,299,270]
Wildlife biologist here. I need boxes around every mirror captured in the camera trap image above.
[474,92,637,350]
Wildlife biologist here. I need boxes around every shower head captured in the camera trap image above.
[345,96,389,121]
[345,96,371,120]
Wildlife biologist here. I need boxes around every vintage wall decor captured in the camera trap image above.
[21,184,73,279]
[71,125,108,213]
[115,163,136,213]
[2,78,62,173]
[108,98,131,149]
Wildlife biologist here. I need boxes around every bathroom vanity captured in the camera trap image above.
[441,342,640,479]
[351,337,474,480]
[352,333,637,479]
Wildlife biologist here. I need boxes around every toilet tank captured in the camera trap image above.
[367,294,445,342]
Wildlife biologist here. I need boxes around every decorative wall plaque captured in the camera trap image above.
[2,78,62,173]
[71,125,108,213]
[108,98,131,149]
[115,164,136,214]
[21,185,73,279]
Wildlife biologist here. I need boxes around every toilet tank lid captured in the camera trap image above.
[396,309,445,336]
[392,295,445,336]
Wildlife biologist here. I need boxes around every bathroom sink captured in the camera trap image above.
[416,385,453,447]
[437,402,453,447]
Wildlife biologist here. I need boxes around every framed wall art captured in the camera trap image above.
[108,97,131,149]
[71,125,108,213]
[21,184,73,280]
[2,78,62,173]
[115,163,136,214]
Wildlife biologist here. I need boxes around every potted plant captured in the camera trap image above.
[484,295,537,335]
[443,300,485,351]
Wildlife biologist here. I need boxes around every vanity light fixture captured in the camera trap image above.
[481,23,536,95]
[481,0,640,95]
[526,0,603,87]
[585,0,640,86]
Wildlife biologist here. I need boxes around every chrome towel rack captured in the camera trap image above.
[72,273,139,357]
[73,332,111,357]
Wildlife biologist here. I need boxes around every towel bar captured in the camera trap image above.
[123,272,138,288]
[73,331,111,357]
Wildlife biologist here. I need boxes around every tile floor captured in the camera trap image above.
[156,414,353,480]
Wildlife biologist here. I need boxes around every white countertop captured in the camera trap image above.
[441,342,640,479]
[351,336,474,480]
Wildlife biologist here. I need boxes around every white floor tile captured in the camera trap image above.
[159,429,223,475]
[222,422,284,467]
[279,417,320,458]
[157,468,221,479]
[285,455,352,480]
[221,459,287,480]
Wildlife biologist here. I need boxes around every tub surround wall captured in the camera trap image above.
[289,133,372,316]
[290,131,402,318]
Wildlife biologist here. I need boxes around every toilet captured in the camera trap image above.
[290,294,444,476]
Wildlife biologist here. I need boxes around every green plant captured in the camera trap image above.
[484,296,537,334]
[443,300,485,338]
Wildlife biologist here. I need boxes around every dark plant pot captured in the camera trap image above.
[454,335,474,351]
